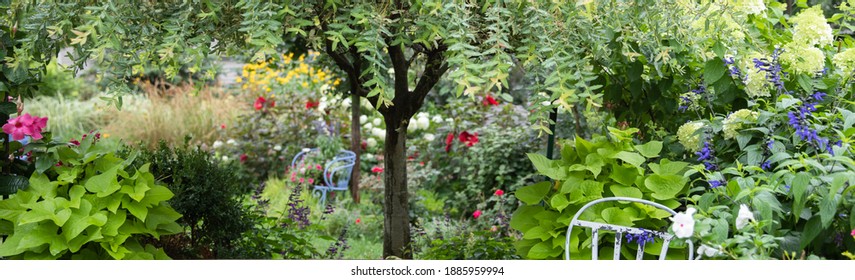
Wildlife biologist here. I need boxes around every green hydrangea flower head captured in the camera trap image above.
[790,6,833,47]
[722,109,759,139]
[780,42,825,75]
[678,121,706,152]
[833,47,855,75]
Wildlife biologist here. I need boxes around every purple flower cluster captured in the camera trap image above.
[326,226,351,259]
[696,141,718,171]
[708,180,726,189]
[753,49,788,93]
[625,230,657,247]
[679,85,706,112]
[286,186,311,229]
[723,57,741,79]
[787,92,840,154]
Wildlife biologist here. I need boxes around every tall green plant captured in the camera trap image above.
[511,128,693,259]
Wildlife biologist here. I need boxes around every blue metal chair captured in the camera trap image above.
[291,149,356,205]
[564,197,695,260]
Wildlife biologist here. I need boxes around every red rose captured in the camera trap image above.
[494,189,504,196]
[371,166,384,173]
[458,131,479,147]
[445,132,455,152]
[482,95,499,106]
[239,154,248,163]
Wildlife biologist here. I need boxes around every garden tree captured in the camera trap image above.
[7,0,712,259]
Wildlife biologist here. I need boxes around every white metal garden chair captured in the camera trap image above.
[564,197,694,260]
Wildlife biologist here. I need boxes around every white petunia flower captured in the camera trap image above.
[670,208,696,239]
[366,138,377,148]
[736,204,755,230]
[424,133,436,142]
[697,244,723,258]
[212,140,224,149]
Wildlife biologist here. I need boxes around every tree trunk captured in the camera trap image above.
[381,113,411,259]
[348,92,361,203]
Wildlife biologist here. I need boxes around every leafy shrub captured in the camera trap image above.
[423,100,540,216]
[130,142,254,259]
[413,217,519,260]
[511,128,693,259]
[0,135,182,259]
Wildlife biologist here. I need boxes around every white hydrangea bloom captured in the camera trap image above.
[372,127,385,139]
[366,138,377,148]
[407,120,416,132]
[273,145,282,151]
[780,43,825,75]
[227,139,237,146]
[445,117,454,124]
[364,153,375,161]
[432,115,443,123]
[670,208,696,239]
[677,121,706,152]
[372,118,382,127]
[417,116,430,130]
[212,140,224,149]
[342,98,351,108]
[833,48,855,75]
[737,0,766,15]
[424,133,436,142]
[722,109,759,139]
[364,122,373,131]
[360,115,368,124]
[736,204,755,230]
[791,6,834,47]
[221,156,229,162]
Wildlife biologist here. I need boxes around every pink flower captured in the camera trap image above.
[308,178,314,184]
[69,138,81,146]
[472,210,482,219]
[220,124,226,129]
[55,161,63,167]
[490,226,498,232]
[3,113,47,141]
[371,166,384,173]
[299,178,305,184]
[316,164,322,170]
[851,229,855,237]
[254,97,266,111]
[355,218,361,224]
[494,189,504,196]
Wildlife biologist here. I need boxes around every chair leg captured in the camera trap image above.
[320,189,328,205]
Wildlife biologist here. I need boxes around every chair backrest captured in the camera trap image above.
[323,150,356,190]
[291,148,319,169]
[564,197,694,260]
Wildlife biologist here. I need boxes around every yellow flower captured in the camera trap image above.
[235,77,243,83]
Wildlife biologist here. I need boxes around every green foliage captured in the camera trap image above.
[511,128,692,260]
[0,136,181,259]
[130,142,254,259]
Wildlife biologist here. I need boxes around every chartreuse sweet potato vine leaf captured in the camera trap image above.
[0,141,181,260]
[512,132,692,260]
